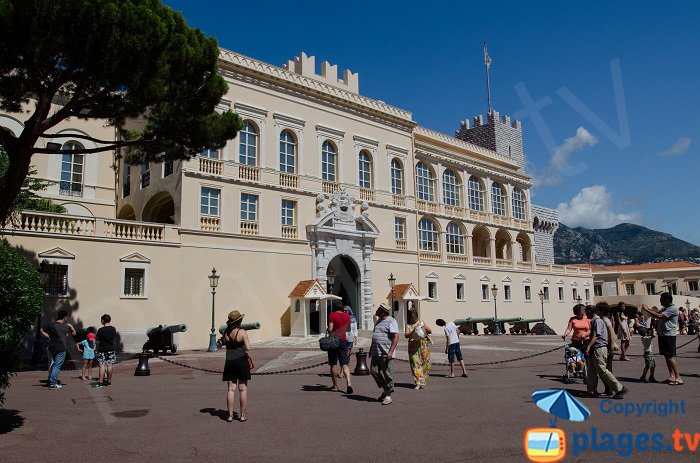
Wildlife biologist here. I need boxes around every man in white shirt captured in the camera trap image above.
[436,319,468,378]
[644,293,683,385]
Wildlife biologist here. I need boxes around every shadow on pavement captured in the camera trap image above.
[200,407,229,421]
[301,384,330,392]
[393,382,415,389]
[536,374,567,384]
[0,409,24,435]
[344,394,378,403]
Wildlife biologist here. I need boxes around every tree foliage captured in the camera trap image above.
[0,239,44,404]
[0,146,65,227]
[0,0,242,224]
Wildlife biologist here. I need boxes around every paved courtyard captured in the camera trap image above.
[1,335,698,462]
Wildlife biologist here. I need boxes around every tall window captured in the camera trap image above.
[390,158,403,195]
[573,288,579,300]
[525,285,532,300]
[504,285,511,301]
[200,187,220,216]
[482,284,489,300]
[281,200,295,226]
[60,142,84,196]
[321,140,336,181]
[543,287,550,301]
[123,268,145,297]
[239,121,258,166]
[491,182,506,216]
[418,218,439,252]
[512,188,525,219]
[358,150,372,188]
[585,288,590,301]
[644,283,655,295]
[140,163,150,188]
[200,147,219,159]
[415,162,435,201]
[442,169,461,206]
[467,175,483,211]
[122,159,131,198]
[558,287,564,301]
[279,130,296,173]
[456,283,465,300]
[394,217,405,240]
[46,263,68,296]
[445,222,465,254]
[240,193,258,222]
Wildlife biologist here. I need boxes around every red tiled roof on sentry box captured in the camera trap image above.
[288,280,318,298]
[586,262,700,272]
[386,283,413,300]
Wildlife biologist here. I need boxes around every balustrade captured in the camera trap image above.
[279,173,298,189]
[240,220,259,235]
[281,225,297,239]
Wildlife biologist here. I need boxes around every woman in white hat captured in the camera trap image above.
[222,310,251,422]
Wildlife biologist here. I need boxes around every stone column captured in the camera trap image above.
[490,238,497,268]
[511,239,518,268]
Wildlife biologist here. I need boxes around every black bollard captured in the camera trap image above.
[134,353,151,376]
[353,348,369,376]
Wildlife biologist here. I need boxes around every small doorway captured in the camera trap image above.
[327,255,360,326]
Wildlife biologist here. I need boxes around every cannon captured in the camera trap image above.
[217,322,261,349]
[142,324,187,355]
[509,318,545,334]
[483,317,523,335]
[454,318,495,335]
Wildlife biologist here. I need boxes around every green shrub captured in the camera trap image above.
[0,239,43,404]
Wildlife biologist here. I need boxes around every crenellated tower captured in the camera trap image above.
[455,110,524,171]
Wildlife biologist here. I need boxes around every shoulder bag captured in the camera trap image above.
[319,334,340,351]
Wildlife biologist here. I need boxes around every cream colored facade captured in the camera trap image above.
[2,49,592,352]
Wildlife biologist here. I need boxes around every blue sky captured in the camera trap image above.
[165,0,700,244]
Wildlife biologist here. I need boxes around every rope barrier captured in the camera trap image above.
[154,334,699,375]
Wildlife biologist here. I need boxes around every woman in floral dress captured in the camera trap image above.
[404,309,432,389]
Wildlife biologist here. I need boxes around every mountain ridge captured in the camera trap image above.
[553,223,700,265]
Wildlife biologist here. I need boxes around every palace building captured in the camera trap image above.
[2,49,592,352]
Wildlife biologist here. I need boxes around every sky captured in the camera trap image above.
[164,0,700,244]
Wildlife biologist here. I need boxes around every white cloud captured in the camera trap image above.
[556,185,641,228]
[534,127,598,187]
[658,137,691,156]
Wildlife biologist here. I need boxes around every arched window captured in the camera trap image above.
[279,130,296,173]
[416,162,435,201]
[60,141,84,196]
[321,140,336,181]
[491,182,506,216]
[199,147,219,159]
[442,169,461,206]
[239,121,258,166]
[390,158,403,195]
[468,175,483,211]
[418,218,439,252]
[512,188,526,220]
[446,222,465,254]
[358,150,372,188]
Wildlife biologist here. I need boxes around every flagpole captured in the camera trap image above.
[484,41,492,115]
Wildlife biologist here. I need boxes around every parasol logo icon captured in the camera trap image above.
[524,389,590,462]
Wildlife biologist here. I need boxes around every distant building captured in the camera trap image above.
[1,49,591,351]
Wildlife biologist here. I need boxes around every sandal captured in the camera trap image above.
[226,415,234,422]
[445,374,455,378]
[329,386,339,392]
[239,415,248,422]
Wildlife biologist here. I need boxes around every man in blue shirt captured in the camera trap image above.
[644,292,683,385]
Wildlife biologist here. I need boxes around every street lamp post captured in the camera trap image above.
[538,290,545,322]
[491,283,501,335]
[326,266,335,314]
[207,268,220,352]
[576,295,582,306]
[388,273,396,317]
[31,261,49,364]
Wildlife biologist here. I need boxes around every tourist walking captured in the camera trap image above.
[326,302,353,394]
[404,309,431,389]
[435,319,468,378]
[95,314,117,388]
[77,328,96,381]
[639,331,657,383]
[222,310,251,422]
[40,310,76,390]
[345,305,358,354]
[643,293,683,385]
[598,302,617,396]
[561,304,590,351]
[370,303,399,405]
[616,302,631,361]
[584,305,628,399]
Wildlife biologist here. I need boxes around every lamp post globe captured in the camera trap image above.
[207,268,220,352]
[491,283,501,335]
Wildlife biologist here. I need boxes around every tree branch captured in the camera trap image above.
[41,132,137,145]
[32,137,164,155]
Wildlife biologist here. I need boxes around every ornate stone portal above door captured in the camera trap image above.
[307,190,379,329]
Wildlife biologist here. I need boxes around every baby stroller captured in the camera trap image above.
[563,344,587,384]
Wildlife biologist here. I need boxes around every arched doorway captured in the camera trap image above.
[328,255,360,314]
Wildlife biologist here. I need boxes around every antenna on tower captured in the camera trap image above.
[484,42,493,115]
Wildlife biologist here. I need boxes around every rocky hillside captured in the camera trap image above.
[554,223,700,265]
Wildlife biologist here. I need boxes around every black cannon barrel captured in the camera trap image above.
[218,322,261,335]
[165,324,187,334]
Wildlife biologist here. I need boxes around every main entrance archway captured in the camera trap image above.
[307,190,379,329]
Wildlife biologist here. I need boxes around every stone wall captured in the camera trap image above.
[531,204,560,264]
